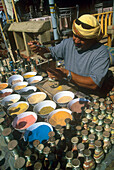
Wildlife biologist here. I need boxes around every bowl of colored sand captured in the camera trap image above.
[7,101,29,116]
[8,75,23,86]
[33,100,57,119]
[0,88,13,99]
[53,91,75,107]
[67,98,90,113]
[27,76,43,86]
[24,122,53,144]
[23,72,37,80]
[27,92,47,106]
[47,108,72,127]
[19,86,37,99]
[0,83,8,90]
[12,111,37,132]
[1,94,21,107]
[12,81,28,93]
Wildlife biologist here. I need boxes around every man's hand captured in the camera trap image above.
[47,67,68,80]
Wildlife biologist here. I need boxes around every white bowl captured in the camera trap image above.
[53,91,75,107]
[7,101,29,116]
[19,86,37,99]
[0,88,13,99]
[47,108,72,127]
[27,92,47,106]
[27,76,43,85]
[1,94,21,107]
[33,100,56,118]
[12,81,28,93]
[12,111,37,132]
[8,75,23,86]
[0,83,8,90]
[67,98,90,113]
[23,72,37,80]
[24,122,53,143]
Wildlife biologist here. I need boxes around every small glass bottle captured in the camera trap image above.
[89,122,96,134]
[106,109,112,121]
[93,104,99,113]
[104,118,111,131]
[88,102,94,111]
[88,134,95,150]
[94,140,104,164]
[105,100,112,110]
[85,109,92,120]
[71,137,79,152]
[81,130,88,144]
[100,106,106,116]
[110,123,114,144]
[65,118,71,130]
[43,146,50,169]
[83,149,95,170]
[95,125,103,140]
[24,149,33,168]
[103,131,111,153]
[81,118,88,130]
[72,158,81,170]
[0,118,5,131]
[76,126,82,137]
[92,111,98,124]
[99,98,105,107]
[91,95,99,104]
[77,143,85,169]
[8,139,20,160]
[2,127,12,143]
[34,161,42,170]
[65,151,73,169]
[14,157,26,169]
[98,115,104,126]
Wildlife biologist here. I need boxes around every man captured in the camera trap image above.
[28,14,112,95]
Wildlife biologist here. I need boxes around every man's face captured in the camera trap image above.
[73,33,89,51]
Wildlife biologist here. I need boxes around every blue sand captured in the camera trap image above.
[26,125,52,143]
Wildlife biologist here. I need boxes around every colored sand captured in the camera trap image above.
[24,75,34,78]
[25,125,52,143]
[9,103,28,115]
[28,94,46,104]
[30,80,39,84]
[15,115,36,130]
[12,79,22,85]
[0,83,8,90]
[0,92,12,98]
[20,89,35,96]
[49,111,72,126]
[70,101,89,113]
[39,106,54,115]
[14,85,27,90]
[57,96,73,103]
[5,98,19,106]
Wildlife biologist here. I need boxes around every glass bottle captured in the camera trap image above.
[14,157,26,170]
[94,140,104,164]
[24,149,33,168]
[103,131,111,153]
[43,146,50,169]
[105,100,112,110]
[81,118,88,130]
[81,130,88,144]
[85,109,92,120]
[8,139,20,160]
[34,161,42,170]
[93,104,99,114]
[88,122,96,134]
[92,111,98,124]
[72,158,81,170]
[106,109,112,121]
[83,149,95,170]
[65,151,73,169]
[98,115,104,126]
[0,118,5,131]
[110,123,114,144]
[104,118,111,131]
[88,102,94,111]
[91,95,99,104]
[76,126,82,137]
[77,143,85,169]
[95,125,103,140]
[2,127,12,143]
[88,134,95,150]
[99,98,105,107]
[71,137,79,151]
[100,106,106,116]
[48,136,56,154]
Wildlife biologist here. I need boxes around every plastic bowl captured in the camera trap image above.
[33,100,56,118]
[19,86,37,99]
[27,76,43,85]
[12,81,28,93]
[8,75,23,86]
[47,108,72,127]
[1,94,21,107]
[24,122,53,143]
[12,111,37,132]
[67,98,90,113]
[53,91,75,107]
[27,92,47,106]
[0,88,13,99]
[7,101,29,116]
[23,72,37,80]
